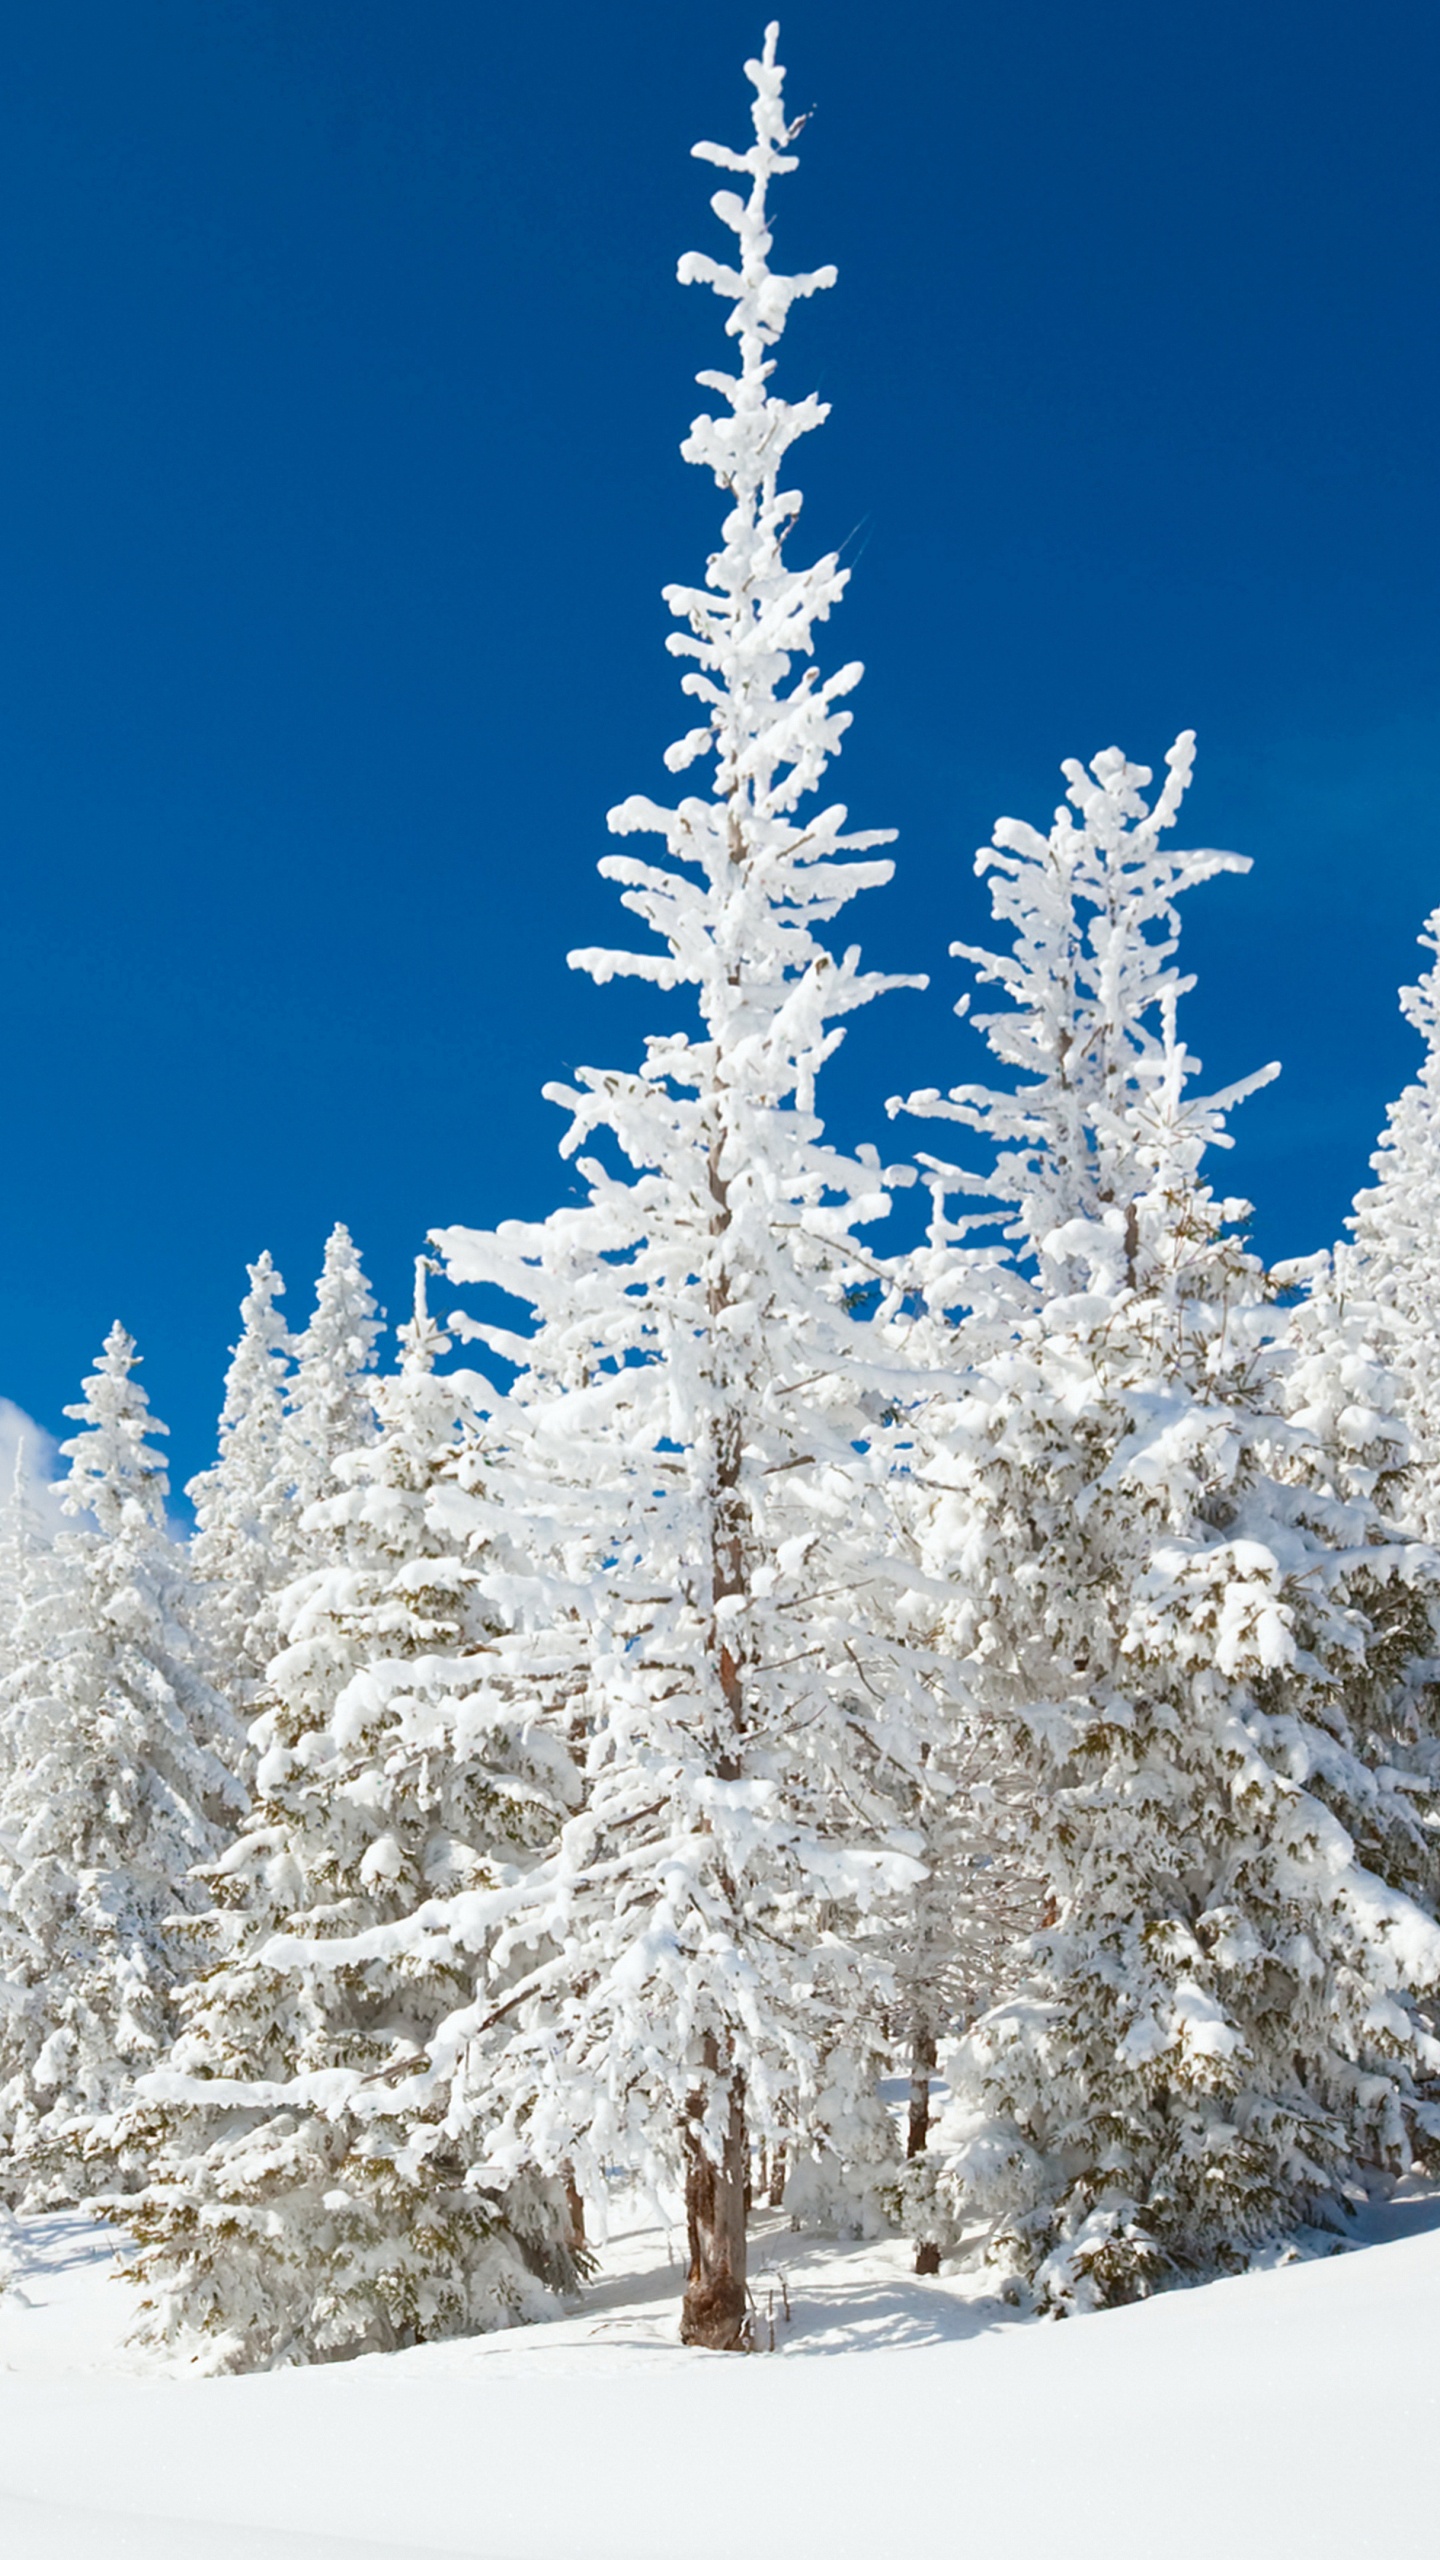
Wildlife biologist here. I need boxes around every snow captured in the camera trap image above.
[3,2189,1439,2559]
[3,28,1439,2560]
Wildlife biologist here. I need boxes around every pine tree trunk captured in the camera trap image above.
[705,1129,746,1792]
[676,1133,752,2350]
[908,2024,940,2277]
[680,2039,750,2349]
[907,2025,936,2159]
[563,2163,587,2254]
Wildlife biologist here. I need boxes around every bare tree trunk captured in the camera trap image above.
[908,2024,940,2276]
[680,2036,750,2349]
[767,2139,788,2209]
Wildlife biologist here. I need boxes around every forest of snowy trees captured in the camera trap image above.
[4,26,1440,2368]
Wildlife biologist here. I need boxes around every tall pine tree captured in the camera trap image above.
[267,26,935,2352]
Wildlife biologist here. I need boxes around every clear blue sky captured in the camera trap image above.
[2,0,1437,1495]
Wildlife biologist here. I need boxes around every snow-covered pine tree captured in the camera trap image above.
[897,738,1440,2310]
[1273,1250,1440,1926]
[274,24,938,2352]
[187,1252,296,1719]
[0,1325,242,2204]
[1336,908,1440,1542]
[0,1446,36,1646]
[282,1224,382,1541]
[0,1444,57,1808]
[111,1265,581,2370]
[1273,913,1440,1921]
[869,1702,1037,2273]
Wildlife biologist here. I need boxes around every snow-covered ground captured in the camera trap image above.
[2,2186,1438,2559]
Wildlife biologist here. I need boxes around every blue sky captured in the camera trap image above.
[1,0,1437,1495]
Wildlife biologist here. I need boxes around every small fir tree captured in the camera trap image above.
[0,1443,53,1785]
[0,1326,242,2203]
[0,1443,42,1646]
[0,1445,62,1839]
[872,1703,1037,2273]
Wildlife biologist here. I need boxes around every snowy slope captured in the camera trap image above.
[2,2193,1438,2559]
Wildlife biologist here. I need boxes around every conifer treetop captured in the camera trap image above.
[59,1322,169,1536]
[185,1250,299,1707]
[898,736,1279,1295]
[285,1224,382,1519]
[1341,904,1440,1536]
[1347,905,1440,1298]
[213,1252,290,1435]
[1396,908,1440,1054]
[563,18,916,1098]
[396,1254,447,1377]
[303,1224,380,1371]
[662,19,847,811]
[187,1252,291,1508]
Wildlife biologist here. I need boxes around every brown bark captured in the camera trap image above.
[680,2037,751,2349]
[767,2139,788,2209]
[562,2163,587,2254]
[906,2027,937,2160]
[706,1131,746,1782]
[908,2025,941,2277]
[674,1120,752,2348]
[677,995,754,2350]
[708,1384,746,1781]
